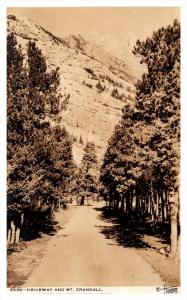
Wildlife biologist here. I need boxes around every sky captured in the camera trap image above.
[8,7,180,40]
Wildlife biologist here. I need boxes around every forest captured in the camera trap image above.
[7,19,180,259]
[100,20,180,258]
[7,34,98,242]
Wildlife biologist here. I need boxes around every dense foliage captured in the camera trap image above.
[7,34,74,242]
[71,142,98,205]
[100,20,180,256]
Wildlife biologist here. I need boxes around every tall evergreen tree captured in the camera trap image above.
[75,142,98,205]
[100,20,180,257]
[133,19,180,256]
[7,35,74,243]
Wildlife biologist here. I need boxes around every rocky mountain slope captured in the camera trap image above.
[86,31,144,80]
[7,14,144,164]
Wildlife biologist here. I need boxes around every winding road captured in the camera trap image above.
[24,203,163,287]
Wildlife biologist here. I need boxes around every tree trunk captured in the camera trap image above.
[9,220,16,244]
[132,189,136,210]
[129,191,132,213]
[123,194,127,213]
[115,194,120,209]
[7,227,12,244]
[135,190,139,211]
[155,191,159,219]
[160,189,165,223]
[126,192,130,214]
[15,227,21,243]
[169,190,179,258]
[164,190,168,221]
[121,195,124,211]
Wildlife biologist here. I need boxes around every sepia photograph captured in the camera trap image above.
[5,3,183,294]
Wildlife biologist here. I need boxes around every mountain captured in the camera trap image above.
[86,31,145,80]
[64,34,137,83]
[7,14,144,165]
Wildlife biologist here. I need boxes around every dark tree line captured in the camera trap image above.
[100,20,180,257]
[7,34,74,243]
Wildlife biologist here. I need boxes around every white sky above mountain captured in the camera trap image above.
[8,7,179,40]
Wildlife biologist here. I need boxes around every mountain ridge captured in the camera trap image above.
[7,13,144,164]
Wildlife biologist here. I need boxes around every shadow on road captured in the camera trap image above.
[94,206,152,250]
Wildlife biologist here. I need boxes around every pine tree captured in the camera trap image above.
[45,126,75,207]
[133,19,180,256]
[76,142,98,205]
[100,20,180,256]
[7,35,74,243]
[7,34,35,243]
[79,135,84,144]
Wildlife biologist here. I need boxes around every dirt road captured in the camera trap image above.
[24,204,164,287]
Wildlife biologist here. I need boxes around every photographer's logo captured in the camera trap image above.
[156,285,178,294]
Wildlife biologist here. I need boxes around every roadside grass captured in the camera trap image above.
[7,237,50,287]
[96,206,180,287]
[139,235,180,286]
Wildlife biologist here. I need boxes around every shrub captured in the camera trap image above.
[82,81,93,89]
[96,81,106,93]
[84,67,97,79]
